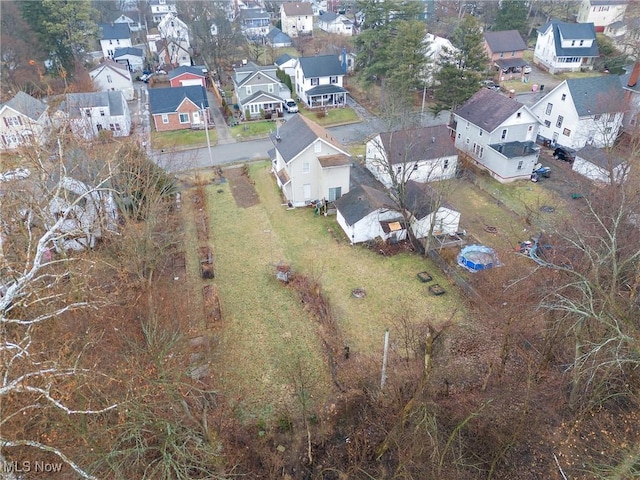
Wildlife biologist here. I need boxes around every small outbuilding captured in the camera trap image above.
[572,145,627,184]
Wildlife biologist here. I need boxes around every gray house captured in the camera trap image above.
[233,62,290,119]
[453,89,541,183]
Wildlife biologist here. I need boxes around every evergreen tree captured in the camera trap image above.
[387,20,428,108]
[431,15,488,115]
[494,0,529,36]
[19,0,98,76]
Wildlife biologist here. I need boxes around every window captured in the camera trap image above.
[579,40,584,46]
[310,78,319,86]
[561,93,566,101]
[84,109,92,117]
[268,83,274,93]
[4,116,22,126]
[162,114,169,124]
[571,40,576,46]
[500,52,504,58]
[556,115,563,128]
[444,159,449,169]
[517,160,523,170]
[479,147,484,158]
[544,120,551,128]
[396,166,402,174]
[413,163,418,171]
[607,113,615,123]
[314,141,321,153]
[302,161,310,173]
[528,125,534,132]
[457,133,461,139]
[605,127,612,134]
[479,129,483,136]
[563,128,571,136]
[109,123,116,131]
[107,75,112,83]
[466,137,470,144]
[594,114,602,121]
[466,121,469,129]
[511,51,515,57]
[501,129,507,140]
[328,187,342,201]
[179,113,189,123]
[516,112,522,118]
[330,76,338,84]
[546,103,553,115]
[246,86,252,95]
[100,110,106,117]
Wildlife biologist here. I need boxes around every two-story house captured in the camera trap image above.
[157,13,191,66]
[99,23,132,59]
[453,89,541,183]
[534,20,600,74]
[239,8,271,39]
[365,124,458,188]
[56,91,131,140]
[148,86,210,132]
[233,62,290,119]
[484,30,528,76]
[294,55,348,109]
[0,91,51,150]
[270,114,351,207]
[114,13,142,32]
[89,60,135,101]
[577,0,627,32]
[281,2,314,37]
[318,12,354,36]
[531,75,627,149]
[149,0,177,23]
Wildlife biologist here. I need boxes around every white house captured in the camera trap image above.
[294,55,348,108]
[572,145,628,184]
[404,180,460,239]
[113,46,145,72]
[157,13,191,66]
[365,124,458,188]
[233,62,290,119]
[531,76,627,149]
[149,0,177,23]
[275,53,298,78]
[334,185,406,244]
[270,114,351,207]
[56,91,131,140]
[89,60,135,101]
[0,91,51,150]
[99,23,132,59]
[576,0,627,33]
[281,2,313,38]
[534,20,599,74]
[454,89,541,183]
[114,13,142,32]
[424,33,459,84]
[318,12,354,36]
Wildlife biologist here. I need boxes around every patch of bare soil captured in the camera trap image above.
[226,165,260,208]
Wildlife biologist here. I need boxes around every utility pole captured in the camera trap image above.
[380,329,390,390]
[202,102,214,168]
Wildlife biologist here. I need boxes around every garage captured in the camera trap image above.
[181,79,204,87]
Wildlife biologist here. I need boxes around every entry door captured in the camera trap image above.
[552,132,559,145]
[303,184,311,201]
[192,111,200,125]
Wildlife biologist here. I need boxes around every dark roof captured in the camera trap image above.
[334,185,398,225]
[488,141,540,158]
[239,9,270,20]
[319,11,339,22]
[100,22,131,40]
[305,84,347,95]
[2,91,48,120]
[113,46,144,57]
[168,65,207,79]
[576,145,625,168]
[484,30,526,54]
[242,90,284,104]
[404,180,440,220]
[377,124,457,165]
[455,89,523,132]
[282,2,313,15]
[567,76,627,116]
[495,58,528,69]
[538,20,599,58]
[148,86,208,114]
[275,53,296,66]
[60,91,126,117]
[298,55,345,78]
[273,114,347,163]
[266,27,292,45]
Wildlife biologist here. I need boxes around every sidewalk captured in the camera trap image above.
[206,89,236,145]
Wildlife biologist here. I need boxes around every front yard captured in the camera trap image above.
[151,129,217,150]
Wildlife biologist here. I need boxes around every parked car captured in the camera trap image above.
[553,146,575,163]
[523,64,532,74]
[284,99,298,113]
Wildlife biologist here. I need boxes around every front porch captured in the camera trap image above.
[304,85,348,109]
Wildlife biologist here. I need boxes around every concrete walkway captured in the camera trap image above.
[206,89,236,145]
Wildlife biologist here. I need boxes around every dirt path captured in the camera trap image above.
[225,165,261,208]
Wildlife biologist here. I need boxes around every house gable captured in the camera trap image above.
[484,30,527,55]
[454,89,523,132]
[298,55,345,79]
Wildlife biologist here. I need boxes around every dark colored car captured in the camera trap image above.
[553,147,575,163]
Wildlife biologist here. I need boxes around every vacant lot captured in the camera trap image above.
[204,163,465,420]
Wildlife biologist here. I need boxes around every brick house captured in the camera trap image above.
[148,86,209,131]
[484,30,528,76]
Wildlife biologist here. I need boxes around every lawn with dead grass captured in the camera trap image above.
[204,162,465,421]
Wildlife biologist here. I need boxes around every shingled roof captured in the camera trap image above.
[334,185,398,225]
[484,30,526,54]
[148,86,208,114]
[454,89,523,132]
[298,55,344,78]
[273,114,348,163]
[377,124,456,165]
[100,22,130,40]
[2,91,48,120]
[282,2,313,16]
[567,76,627,116]
[168,65,207,79]
[538,20,599,58]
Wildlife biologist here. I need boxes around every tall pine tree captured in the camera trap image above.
[494,0,529,37]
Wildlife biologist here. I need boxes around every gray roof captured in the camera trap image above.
[377,124,457,165]
[298,55,345,78]
[305,84,347,96]
[455,89,523,132]
[404,180,441,220]
[275,53,296,66]
[113,46,144,58]
[168,65,207,79]
[242,90,284,104]
[148,86,208,114]
[567,76,627,116]
[538,20,599,58]
[2,91,48,120]
[239,9,270,20]
[576,144,625,168]
[100,22,131,40]
[273,114,347,163]
[319,11,339,22]
[588,0,627,5]
[267,27,292,45]
[484,30,527,54]
[60,91,126,117]
[282,2,313,15]
[334,185,398,225]
[488,141,539,158]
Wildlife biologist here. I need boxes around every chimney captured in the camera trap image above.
[628,62,640,88]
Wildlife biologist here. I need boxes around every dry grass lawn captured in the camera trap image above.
[204,162,466,421]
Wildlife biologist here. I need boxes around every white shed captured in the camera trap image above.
[572,145,627,184]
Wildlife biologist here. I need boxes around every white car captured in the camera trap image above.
[523,64,532,74]
[284,99,298,113]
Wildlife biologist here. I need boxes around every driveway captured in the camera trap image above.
[206,89,235,145]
